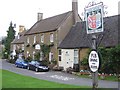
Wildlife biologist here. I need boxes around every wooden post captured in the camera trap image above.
[92,35,98,90]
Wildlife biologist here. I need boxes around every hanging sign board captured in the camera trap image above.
[88,51,99,72]
[85,3,104,34]
[35,44,41,50]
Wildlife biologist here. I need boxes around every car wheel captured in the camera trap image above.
[27,66,30,70]
[35,68,38,72]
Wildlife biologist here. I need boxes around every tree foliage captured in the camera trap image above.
[108,45,120,74]
[81,49,91,70]
[4,22,16,58]
[34,44,50,61]
[98,45,120,74]
[34,52,40,60]
[41,44,50,59]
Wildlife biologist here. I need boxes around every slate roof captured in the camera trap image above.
[25,11,72,35]
[11,30,26,44]
[59,15,120,49]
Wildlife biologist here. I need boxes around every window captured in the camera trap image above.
[74,49,78,64]
[31,61,36,65]
[58,50,61,61]
[17,45,20,49]
[33,51,35,60]
[49,52,53,62]
[18,35,20,39]
[59,49,61,55]
[41,34,44,43]
[34,36,36,43]
[13,45,16,51]
[50,33,54,42]
[27,51,29,57]
[22,44,24,50]
[40,51,43,61]
[27,37,29,43]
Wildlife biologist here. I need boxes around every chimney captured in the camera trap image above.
[19,25,25,33]
[18,25,25,39]
[72,0,78,25]
[37,13,43,21]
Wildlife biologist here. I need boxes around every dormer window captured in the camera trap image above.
[41,34,44,43]
[50,33,54,43]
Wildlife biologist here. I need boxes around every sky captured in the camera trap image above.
[0,0,119,38]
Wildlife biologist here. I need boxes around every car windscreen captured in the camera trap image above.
[16,59,23,62]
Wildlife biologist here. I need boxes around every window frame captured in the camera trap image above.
[34,36,36,44]
[50,33,54,43]
[22,44,24,50]
[27,37,29,43]
[58,50,61,61]
[49,52,53,62]
[74,49,79,64]
[41,34,44,43]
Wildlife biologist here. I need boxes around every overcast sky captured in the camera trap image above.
[0,0,119,37]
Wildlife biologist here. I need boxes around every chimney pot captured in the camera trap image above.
[72,0,78,2]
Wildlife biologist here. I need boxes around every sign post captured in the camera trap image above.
[90,35,99,90]
[84,2,104,90]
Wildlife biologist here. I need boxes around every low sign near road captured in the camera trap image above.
[88,50,99,72]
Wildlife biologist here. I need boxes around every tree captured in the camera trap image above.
[4,22,16,58]
[81,49,91,70]
[98,47,111,74]
[40,44,51,66]
[109,45,120,75]
[98,45,120,74]
[41,44,50,60]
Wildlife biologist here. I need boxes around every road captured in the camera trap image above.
[0,59,119,88]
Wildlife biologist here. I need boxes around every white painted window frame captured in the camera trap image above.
[27,37,29,43]
[58,49,62,61]
[41,34,44,43]
[34,36,36,44]
[22,44,24,50]
[50,33,54,43]
[74,49,79,64]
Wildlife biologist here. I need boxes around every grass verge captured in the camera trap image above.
[0,52,2,59]
[1,69,89,88]
[74,73,119,82]
[0,69,2,89]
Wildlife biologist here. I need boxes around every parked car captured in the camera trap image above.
[15,58,28,68]
[27,60,49,72]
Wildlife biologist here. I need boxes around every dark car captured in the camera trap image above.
[27,60,49,72]
[15,58,28,68]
